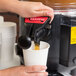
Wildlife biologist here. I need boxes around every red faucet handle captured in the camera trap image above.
[25,16,50,24]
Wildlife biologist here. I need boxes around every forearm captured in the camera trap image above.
[0,70,8,76]
[0,0,19,13]
[0,0,54,21]
[0,70,5,76]
[0,70,2,76]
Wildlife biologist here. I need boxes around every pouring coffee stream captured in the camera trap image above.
[18,16,51,50]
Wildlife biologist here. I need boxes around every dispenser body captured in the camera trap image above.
[17,14,76,76]
[59,16,76,67]
[19,15,62,72]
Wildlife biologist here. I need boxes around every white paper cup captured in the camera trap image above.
[23,41,50,66]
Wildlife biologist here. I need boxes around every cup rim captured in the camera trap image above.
[24,41,50,51]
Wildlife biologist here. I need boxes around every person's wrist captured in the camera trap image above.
[0,70,5,76]
[13,1,29,17]
[5,0,20,14]
[8,0,19,13]
[0,69,11,76]
[0,70,2,76]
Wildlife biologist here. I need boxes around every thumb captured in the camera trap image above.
[25,65,47,72]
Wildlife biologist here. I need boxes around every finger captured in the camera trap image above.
[28,72,48,76]
[35,5,54,22]
[33,10,54,22]
[42,5,54,11]
[47,11,54,23]
[36,5,54,13]
[41,6,54,22]
[34,3,53,11]
[25,65,47,72]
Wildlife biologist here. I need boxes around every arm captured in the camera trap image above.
[0,0,54,21]
[0,0,17,12]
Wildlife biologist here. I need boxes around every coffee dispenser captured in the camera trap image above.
[16,2,76,76]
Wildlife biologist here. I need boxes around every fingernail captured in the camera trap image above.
[49,20,52,24]
[42,66,47,69]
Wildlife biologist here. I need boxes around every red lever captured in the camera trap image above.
[25,16,49,24]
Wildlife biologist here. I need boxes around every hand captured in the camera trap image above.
[15,1,54,21]
[0,0,54,22]
[0,65,48,76]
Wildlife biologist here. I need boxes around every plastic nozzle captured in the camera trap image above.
[18,36,31,49]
